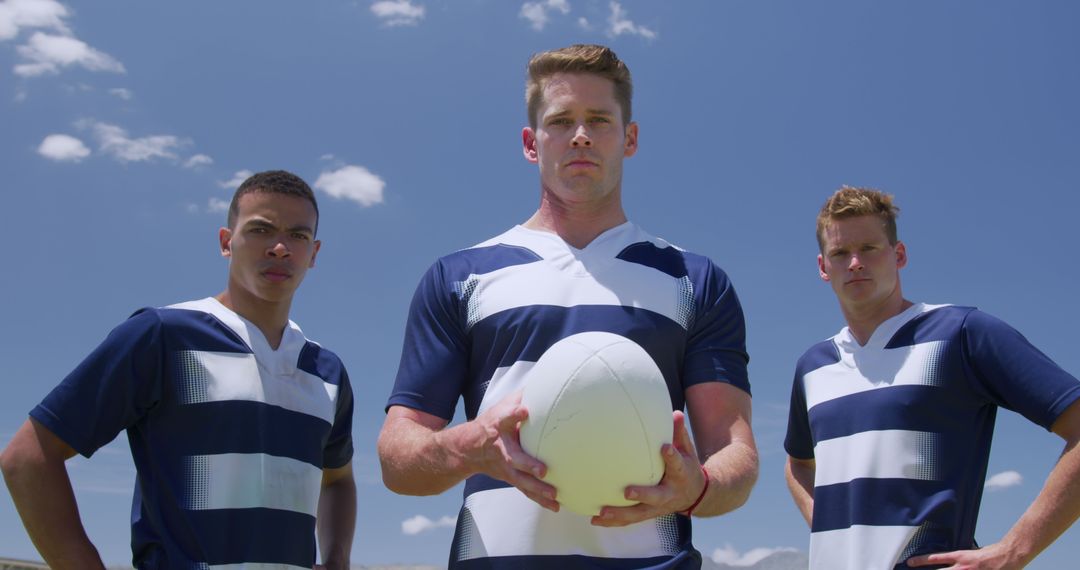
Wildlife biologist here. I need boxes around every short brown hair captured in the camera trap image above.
[816,186,900,252]
[525,44,633,129]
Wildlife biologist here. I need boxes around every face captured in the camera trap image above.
[220,191,320,308]
[817,215,907,313]
[522,72,638,206]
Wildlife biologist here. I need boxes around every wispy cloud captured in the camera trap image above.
[402,514,456,535]
[14,31,124,77]
[986,470,1022,491]
[711,545,799,567]
[0,0,71,41]
[37,133,89,162]
[183,154,213,169]
[218,169,254,190]
[314,164,385,207]
[207,197,229,213]
[78,119,187,163]
[108,87,132,100]
[520,0,570,31]
[371,0,425,27]
[607,1,655,40]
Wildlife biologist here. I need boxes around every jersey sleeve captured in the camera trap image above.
[385,260,470,421]
[30,308,165,458]
[784,372,815,459]
[323,363,354,469]
[682,259,751,394]
[962,309,1080,430]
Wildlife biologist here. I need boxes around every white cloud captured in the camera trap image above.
[371,0,424,27]
[0,0,70,41]
[108,87,132,100]
[520,0,570,31]
[319,153,335,161]
[183,154,213,169]
[218,169,254,190]
[14,31,125,77]
[577,16,591,30]
[607,1,656,40]
[986,470,1022,491]
[401,514,456,535]
[37,133,89,162]
[711,545,799,567]
[207,197,229,213]
[78,119,186,163]
[314,164,385,207]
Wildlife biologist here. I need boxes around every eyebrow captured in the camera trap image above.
[546,108,616,119]
[243,218,315,235]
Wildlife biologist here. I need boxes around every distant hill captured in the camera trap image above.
[704,550,809,570]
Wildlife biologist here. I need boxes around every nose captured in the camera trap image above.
[848,254,863,271]
[268,240,290,258]
[570,125,592,147]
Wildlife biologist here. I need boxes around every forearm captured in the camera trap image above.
[316,474,357,570]
[996,438,1080,566]
[1,430,104,569]
[693,439,759,518]
[785,457,815,527]
[377,414,481,495]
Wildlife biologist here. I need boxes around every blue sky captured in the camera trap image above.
[2,0,1079,567]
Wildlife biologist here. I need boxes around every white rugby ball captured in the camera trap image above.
[519,331,673,516]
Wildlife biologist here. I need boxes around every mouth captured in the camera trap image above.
[846,278,871,285]
[261,267,293,282]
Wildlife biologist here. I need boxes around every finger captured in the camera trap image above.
[591,502,662,527]
[671,410,696,455]
[504,466,558,505]
[905,552,954,567]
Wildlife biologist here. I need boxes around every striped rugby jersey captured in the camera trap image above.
[388,222,749,570]
[785,303,1080,569]
[32,297,354,569]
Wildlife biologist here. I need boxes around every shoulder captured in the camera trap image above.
[426,228,544,281]
[617,227,732,283]
[795,338,841,377]
[298,341,349,386]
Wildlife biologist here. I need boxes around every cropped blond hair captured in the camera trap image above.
[525,44,633,129]
[816,186,900,252]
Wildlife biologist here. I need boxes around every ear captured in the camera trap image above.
[623,121,639,157]
[895,241,907,269]
[219,227,233,258]
[522,127,538,164]
[818,253,829,281]
[309,240,322,268]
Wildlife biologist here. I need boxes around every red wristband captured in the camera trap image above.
[681,465,710,517]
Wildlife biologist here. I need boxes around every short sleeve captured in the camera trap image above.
[30,308,165,457]
[784,372,814,459]
[682,259,750,394]
[962,310,1080,430]
[385,261,470,421]
[323,364,354,469]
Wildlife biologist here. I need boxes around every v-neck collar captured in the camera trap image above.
[174,297,306,374]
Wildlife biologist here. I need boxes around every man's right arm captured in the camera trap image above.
[377,393,558,510]
[0,418,106,570]
[785,456,815,527]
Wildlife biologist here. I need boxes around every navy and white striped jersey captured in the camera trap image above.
[32,297,354,570]
[785,303,1080,570]
[388,222,749,570]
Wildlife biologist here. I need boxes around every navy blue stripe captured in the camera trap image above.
[187,507,315,567]
[885,306,973,349]
[812,478,958,532]
[442,243,543,277]
[795,340,841,376]
[615,242,689,279]
[166,401,330,466]
[297,341,346,387]
[452,553,698,570]
[463,474,511,497]
[809,385,968,442]
[468,305,689,415]
[154,308,252,354]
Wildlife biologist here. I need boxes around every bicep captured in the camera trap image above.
[1051,398,1080,442]
[321,462,354,487]
[378,405,450,453]
[684,382,754,460]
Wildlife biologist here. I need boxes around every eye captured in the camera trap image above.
[291,232,310,241]
[588,116,611,124]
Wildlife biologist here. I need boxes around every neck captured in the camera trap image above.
[523,186,628,249]
[841,292,913,346]
[215,285,292,349]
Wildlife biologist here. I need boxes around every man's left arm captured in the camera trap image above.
[908,398,1080,569]
[593,382,758,526]
[314,463,356,570]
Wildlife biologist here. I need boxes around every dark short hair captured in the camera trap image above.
[228,170,319,234]
[526,44,633,129]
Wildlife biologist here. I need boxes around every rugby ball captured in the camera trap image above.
[519,331,673,516]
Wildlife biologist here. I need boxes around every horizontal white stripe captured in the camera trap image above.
[810,524,918,569]
[814,430,941,486]
[209,564,310,570]
[186,453,322,516]
[180,351,338,423]
[461,258,690,331]
[457,488,671,559]
[804,340,947,410]
[477,361,535,415]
